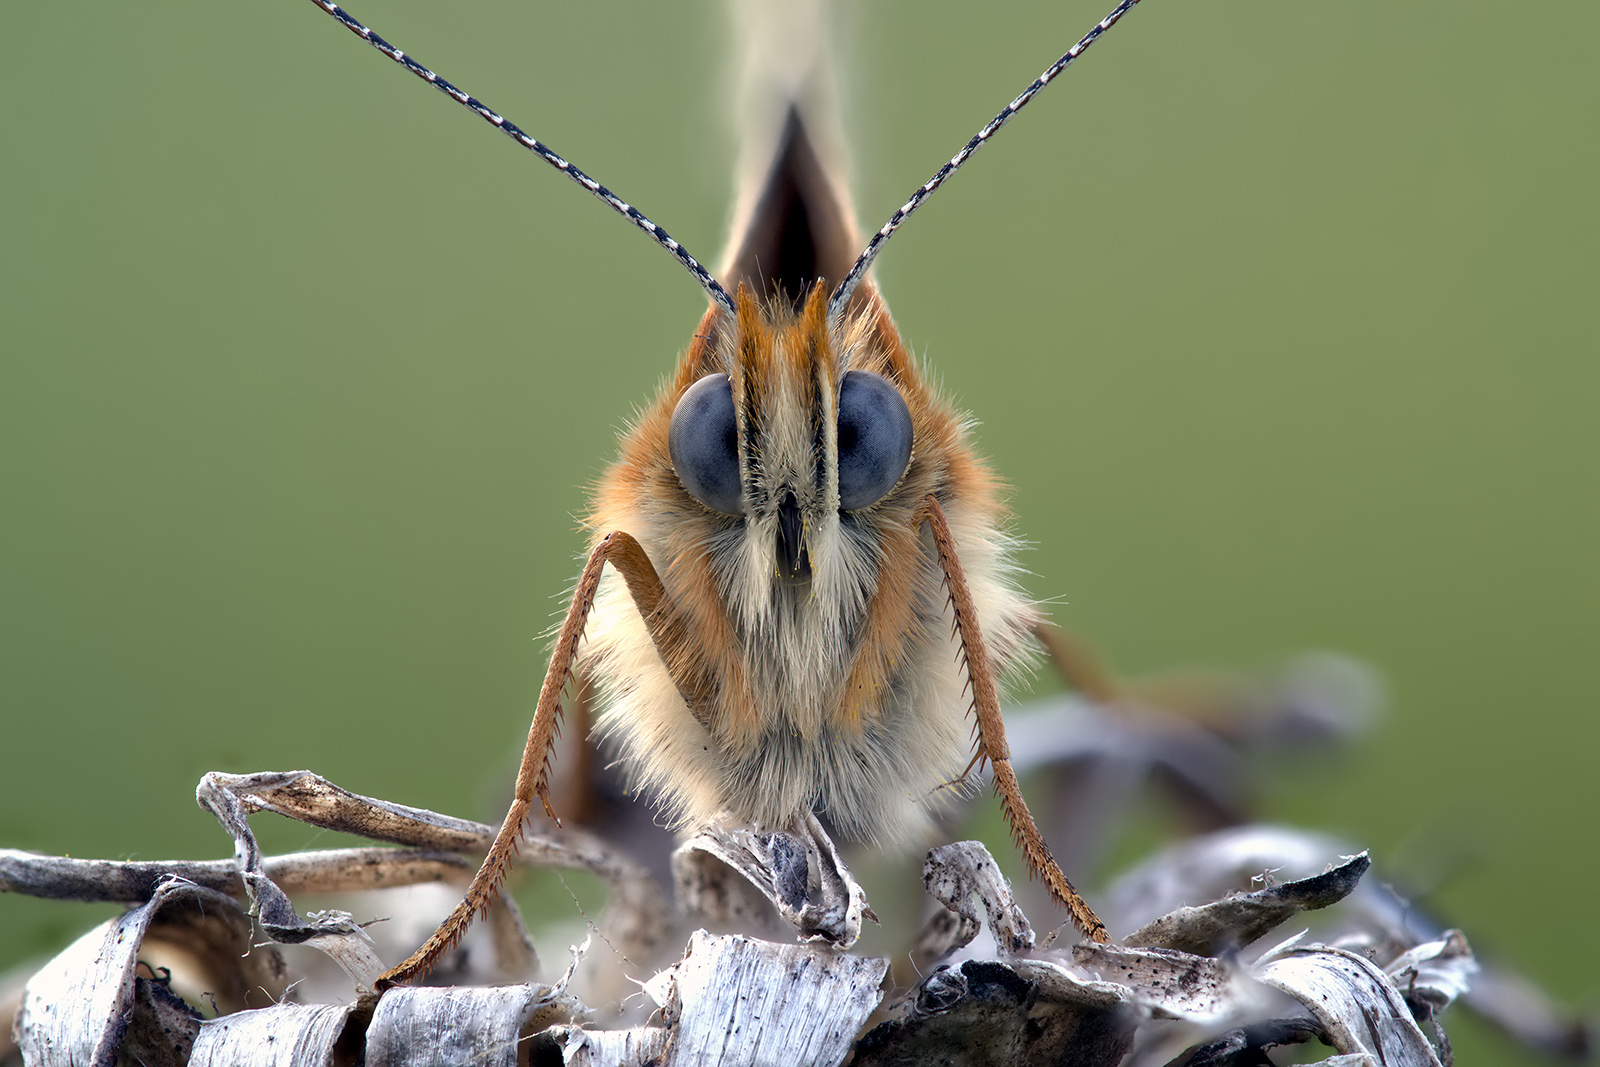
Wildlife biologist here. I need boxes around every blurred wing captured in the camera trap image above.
[721,0,861,309]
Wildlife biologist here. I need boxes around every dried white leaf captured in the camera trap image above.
[294,915,385,994]
[193,769,666,1000]
[1122,851,1370,956]
[188,1004,355,1067]
[365,983,579,1067]
[1105,825,1363,935]
[1255,935,1448,1066]
[1385,929,1476,1012]
[551,1023,670,1067]
[677,812,867,947]
[920,842,1034,959]
[655,932,886,1067]
[15,878,234,1067]
[1064,943,1240,1022]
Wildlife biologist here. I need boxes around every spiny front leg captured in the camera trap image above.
[917,495,1111,945]
[377,530,685,988]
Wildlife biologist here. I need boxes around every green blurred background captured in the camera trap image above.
[2,0,1594,1059]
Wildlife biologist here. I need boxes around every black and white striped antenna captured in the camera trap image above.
[827,0,1147,328]
[303,0,736,318]
[301,0,1147,329]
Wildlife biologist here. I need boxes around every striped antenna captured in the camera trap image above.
[304,0,736,318]
[828,0,1146,326]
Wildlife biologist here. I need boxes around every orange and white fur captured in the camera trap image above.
[580,2,1040,847]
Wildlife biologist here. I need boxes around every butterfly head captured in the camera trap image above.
[631,284,934,600]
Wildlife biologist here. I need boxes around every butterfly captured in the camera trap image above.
[293,0,1145,985]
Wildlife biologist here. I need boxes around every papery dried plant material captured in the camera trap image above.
[867,921,1248,1063]
[284,916,386,995]
[671,842,791,943]
[866,840,1391,1065]
[0,848,475,905]
[7,783,1521,1067]
[0,848,537,1009]
[635,931,888,1067]
[136,893,289,1018]
[1254,933,1457,1067]
[1104,825,1388,940]
[675,813,868,947]
[194,770,668,991]
[538,936,886,1067]
[918,842,1035,963]
[1005,693,1248,799]
[187,1003,360,1067]
[14,877,285,1067]
[186,937,585,1067]
[1383,931,1477,1065]
[1058,944,1237,1023]
[1103,827,1591,1059]
[548,1024,670,1067]
[1122,852,1370,956]
[365,983,581,1067]
[195,773,413,992]
[1384,930,1475,1016]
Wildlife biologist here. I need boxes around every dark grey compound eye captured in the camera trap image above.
[836,370,913,511]
[669,373,743,515]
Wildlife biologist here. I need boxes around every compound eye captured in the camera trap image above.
[669,373,743,515]
[836,370,913,511]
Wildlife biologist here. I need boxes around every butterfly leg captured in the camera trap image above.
[917,495,1111,945]
[378,530,684,987]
